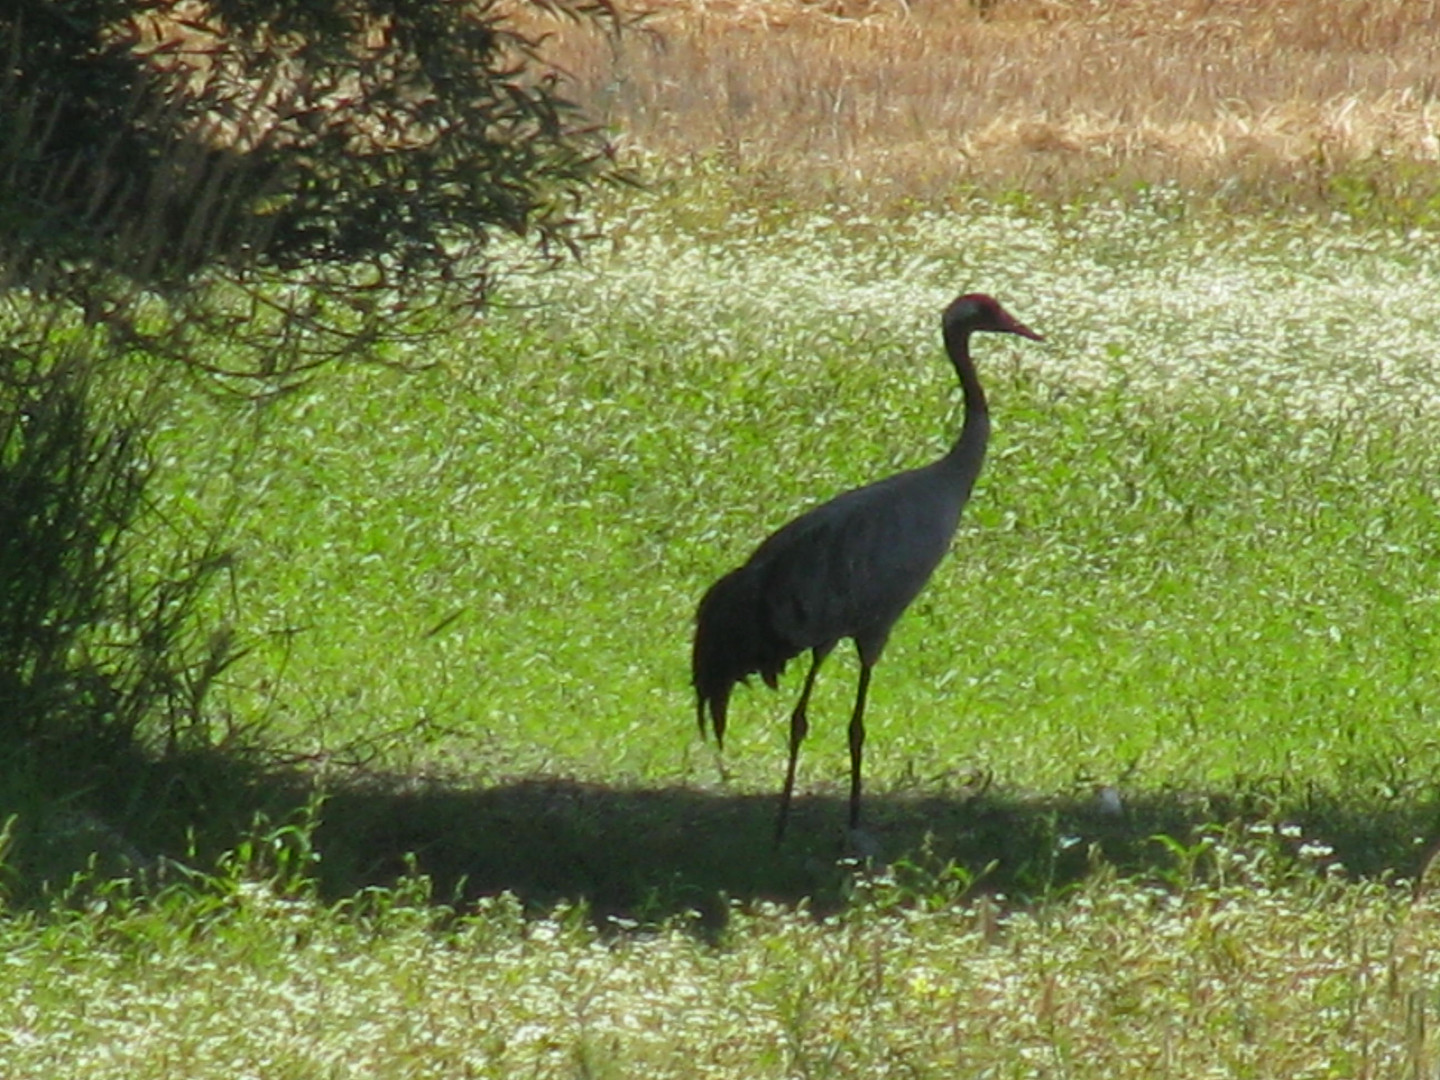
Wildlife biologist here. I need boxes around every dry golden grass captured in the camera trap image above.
[525,0,1440,206]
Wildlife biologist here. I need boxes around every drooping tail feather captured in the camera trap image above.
[692,562,795,748]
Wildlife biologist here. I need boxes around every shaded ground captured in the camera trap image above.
[12,742,1440,927]
[313,772,1440,924]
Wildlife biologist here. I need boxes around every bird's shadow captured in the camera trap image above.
[310,772,1440,930]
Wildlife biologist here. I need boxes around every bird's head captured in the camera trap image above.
[943,294,1043,342]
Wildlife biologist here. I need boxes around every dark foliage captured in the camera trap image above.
[1,0,622,377]
[0,351,237,755]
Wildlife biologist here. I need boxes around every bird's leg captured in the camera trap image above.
[775,647,829,845]
[847,661,874,831]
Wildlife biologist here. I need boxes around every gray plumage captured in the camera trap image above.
[691,293,1043,842]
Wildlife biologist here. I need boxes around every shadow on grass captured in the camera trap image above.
[9,742,1440,926]
[309,772,1440,925]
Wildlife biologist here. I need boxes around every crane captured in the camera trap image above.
[691,293,1043,842]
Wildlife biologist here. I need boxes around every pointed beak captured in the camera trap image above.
[1006,315,1043,342]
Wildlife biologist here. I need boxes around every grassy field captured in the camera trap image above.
[5,194,1431,1074]
[6,858,1440,1078]
[193,198,1440,813]
[7,0,1440,1075]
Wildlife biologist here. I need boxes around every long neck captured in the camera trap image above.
[940,323,991,486]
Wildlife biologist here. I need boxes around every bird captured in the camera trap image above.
[691,293,1043,843]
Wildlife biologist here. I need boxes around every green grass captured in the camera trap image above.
[7,189,1440,1075]
[4,837,1440,1078]
[131,194,1440,888]
[155,196,1440,806]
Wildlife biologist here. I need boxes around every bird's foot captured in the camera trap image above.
[845,825,883,863]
